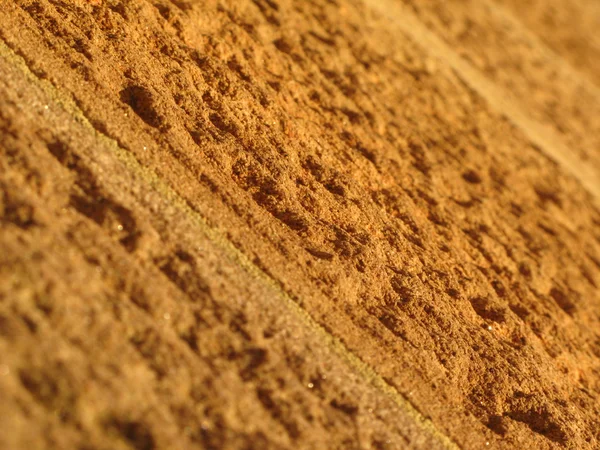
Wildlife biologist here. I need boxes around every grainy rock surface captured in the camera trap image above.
[0,1,599,449]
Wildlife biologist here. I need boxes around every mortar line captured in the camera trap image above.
[0,38,459,449]
[363,0,600,202]
[484,0,600,97]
